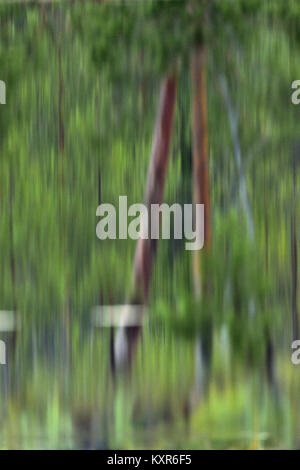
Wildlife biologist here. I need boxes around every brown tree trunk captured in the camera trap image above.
[190,45,211,299]
[114,72,177,372]
[132,72,177,303]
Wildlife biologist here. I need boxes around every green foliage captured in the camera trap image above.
[0,0,299,450]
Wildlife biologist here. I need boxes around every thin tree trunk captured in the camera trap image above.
[9,171,17,358]
[291,156,298,340]
[9,172,16,309]
[57,9,70,352]
[191,45,211,299]
[264,158,276,389]
[58,43,65,156]
[218,74,254,241]
[264,159,269,272]
[114,72,177,372]
[132,72,177,303]
[39,4,47,35]
[190,46,212,414]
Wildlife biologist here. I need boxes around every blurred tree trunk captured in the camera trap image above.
[58,43,65,157]
[132,72,177,303]
[9,171,16,310]
[58,3,65,163]
[114,72,177,372]
[191,44,211,299]
[264,159,269,272]
[56,7,70,351]
[291,155,298,340]
[9,171,17,358]
[219,74,254,241]
[189,45,212,418]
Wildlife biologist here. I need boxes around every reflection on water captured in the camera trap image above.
[0,313,298,450]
